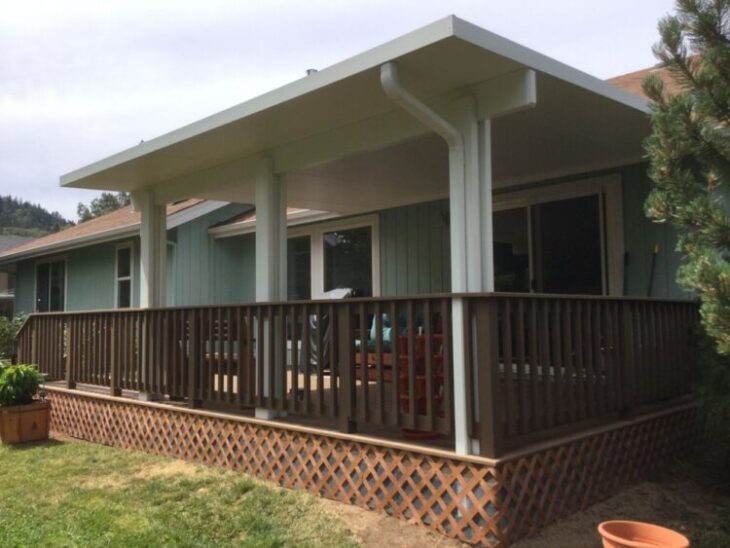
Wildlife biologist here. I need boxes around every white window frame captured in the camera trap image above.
[288,214,381,298]
[114,242,134,308]
[493,174,624,296]
[34,256,68,312]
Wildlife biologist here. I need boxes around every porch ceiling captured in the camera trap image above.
[60,16,649,214]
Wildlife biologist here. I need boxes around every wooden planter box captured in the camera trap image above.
[0,401,50,444]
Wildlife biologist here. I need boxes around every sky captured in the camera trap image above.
[0,0,677,221]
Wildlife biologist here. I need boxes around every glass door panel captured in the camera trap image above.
[532,195,603,295]
[493,207,530,292]
[287,236,311,300]
[323,226,372,297]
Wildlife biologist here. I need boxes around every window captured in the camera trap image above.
[287,215,379,299]
[35,259,65,312]
[116,245,133,308]
[492,174,624,295]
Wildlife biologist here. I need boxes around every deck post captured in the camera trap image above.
[254,156,287,420]
[337,303,356,433]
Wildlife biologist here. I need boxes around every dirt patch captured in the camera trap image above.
[318,498,466,548]
[133,460,207,481]
[514,445,730,547]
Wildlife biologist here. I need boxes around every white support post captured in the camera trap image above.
[448,102,494,455]
[378,63,527,456]
[132,188,167,309]
[254,157,287,419]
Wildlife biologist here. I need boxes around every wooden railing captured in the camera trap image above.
[464,294,698,456]
[16,293,697,456]
[16,296,453,436]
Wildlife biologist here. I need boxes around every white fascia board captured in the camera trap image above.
[60,17,458,188]
[451,18,649,113]
[167,200,229,229]
[209,210,342,239]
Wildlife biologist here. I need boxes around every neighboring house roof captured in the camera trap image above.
[608,63,687,99]
[0,199,228,263]
[0,235,35,253]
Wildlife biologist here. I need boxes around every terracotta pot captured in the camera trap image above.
[0,401,50,444]
[598,520,690,548]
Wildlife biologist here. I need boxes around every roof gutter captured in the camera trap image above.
[379,61,467,292]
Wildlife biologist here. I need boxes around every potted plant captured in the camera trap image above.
[0,363,49,444]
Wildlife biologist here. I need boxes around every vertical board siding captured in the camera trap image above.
[167,203,253,306]
[13,260,36,315]
[621,163,689,300]
[66,242,118,310]
[379,199,451,296]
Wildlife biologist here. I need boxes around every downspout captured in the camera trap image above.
[380,61,472,454]
[379,61,467,293]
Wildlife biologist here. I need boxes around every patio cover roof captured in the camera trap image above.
[60,16,651,214]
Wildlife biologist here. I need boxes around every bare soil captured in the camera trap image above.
[514,443,730,547]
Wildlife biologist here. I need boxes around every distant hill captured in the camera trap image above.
[0,195,71,237]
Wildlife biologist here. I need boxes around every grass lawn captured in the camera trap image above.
[0,438,358,547]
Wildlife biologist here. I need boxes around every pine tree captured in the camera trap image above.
[643,0,730,352]
[77,192,131,222]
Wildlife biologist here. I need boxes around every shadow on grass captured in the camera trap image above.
[2,438,66,451]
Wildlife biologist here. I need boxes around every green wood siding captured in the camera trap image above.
[621,163,689,299]
[66,242,118,310]
[379,200,451,296]
[169,204,253,305]
[13,261,35,315]
[12,239,139,315]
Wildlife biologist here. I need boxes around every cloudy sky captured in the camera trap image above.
[1,0,676,220]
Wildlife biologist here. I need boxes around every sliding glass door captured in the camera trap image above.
[494,194,605,295]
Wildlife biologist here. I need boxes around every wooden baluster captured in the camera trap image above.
[188,309,200,408]
[359,301,368,423]
[301,304,311,415]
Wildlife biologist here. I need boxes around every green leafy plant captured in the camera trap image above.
[0,315,26,361]
[0,364,44,407]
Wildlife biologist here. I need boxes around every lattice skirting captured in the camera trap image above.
[45,388,701,547]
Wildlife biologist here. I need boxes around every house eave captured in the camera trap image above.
[0,201,229,266]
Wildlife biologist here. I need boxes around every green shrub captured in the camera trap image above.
[692,331,730,441]
[0,315,26,360]
[0,364,44,407]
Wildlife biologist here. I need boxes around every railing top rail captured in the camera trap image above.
[20,291,698,319]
